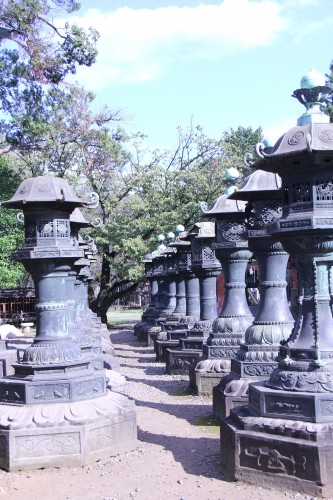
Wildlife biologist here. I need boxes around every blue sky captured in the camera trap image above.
[66,0,333,150]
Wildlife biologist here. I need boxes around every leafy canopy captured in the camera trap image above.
[0,0,99,153]
[0,155,25,287]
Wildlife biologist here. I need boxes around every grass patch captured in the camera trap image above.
[107,308,143,325]
[194,414,220,434]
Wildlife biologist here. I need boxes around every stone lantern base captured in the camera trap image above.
[189,368,230,397]
[0,347,17,378]
[165,347,201,375]
[189,366,230,396]
[0,390,137,471]
[154,338,179,362]
[221,404,333,497]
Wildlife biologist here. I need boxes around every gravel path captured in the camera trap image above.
[0,327,320,500]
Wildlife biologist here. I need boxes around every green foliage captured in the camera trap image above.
[223,125,263,171]
[0,0,99,153]
[325,60,333,122]
[84,123,263,302]
[0,156,25,287]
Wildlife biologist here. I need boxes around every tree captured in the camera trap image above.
[8,83,124,178]
[325,60,333,122]
[82,124,263,322]
[0,0,99,154]
[0,155,25,287]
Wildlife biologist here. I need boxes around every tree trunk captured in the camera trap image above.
[96,280,142,324]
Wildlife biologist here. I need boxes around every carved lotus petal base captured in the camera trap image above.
[23,340,82,365]
[267,367,333,393]
[180,315,197,325]
[208,335,243,347]
[191,319,212,334]
[212,316,253,334]
[245,322,294,345]
[0,390,137,471]
[236,346,280,362]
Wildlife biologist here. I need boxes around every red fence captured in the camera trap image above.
[0,288,35,325]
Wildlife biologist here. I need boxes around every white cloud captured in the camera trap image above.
[280,0,333,43]
[68,1,285,88]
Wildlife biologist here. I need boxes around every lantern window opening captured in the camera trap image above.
[203,245,215,261]
[36,219,70,245]
[192,240,202,262]
[292,181,311,203]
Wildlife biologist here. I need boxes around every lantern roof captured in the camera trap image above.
[186,221,216,239]
[142,253,153,263]
[229,170,281,201]
[70,208,91,227]
[253,70,333,169]
[2,174,84,209]
[255,122,333,171]
[200,194,246,218]
[162,245,177,256]
[169,230,191,247]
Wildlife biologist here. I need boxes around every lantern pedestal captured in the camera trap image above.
[221,402,333,498]
[165,222,221,375]
[0,391,136,471]
[0,341,17,378]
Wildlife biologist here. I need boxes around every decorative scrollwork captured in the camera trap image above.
[83,192,99,209]
[317,181,333,201]
[243,152,255,167]
[16,212,24,223]
[91,217,102,228]
[200,201,209,213]
[288,131,305,146]
[221,220,247,242]
[255,142,266,158]
[319,129,333,142]
[261,201,282,225]
[84,235,98,254]
[266,367,333,393]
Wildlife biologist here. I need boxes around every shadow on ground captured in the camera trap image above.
[137,426,230,481]
[106,326,232,482]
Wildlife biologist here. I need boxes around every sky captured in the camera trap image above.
[64,0,333,150]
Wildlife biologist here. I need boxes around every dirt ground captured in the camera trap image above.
[0,323,322,500]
